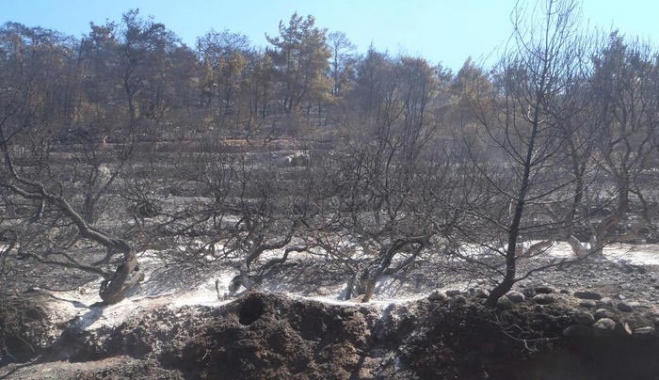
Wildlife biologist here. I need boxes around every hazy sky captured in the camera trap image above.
[2,1,658,71]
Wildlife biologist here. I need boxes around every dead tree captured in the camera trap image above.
[0,24,143,304]
[0,145,143,304]
[306,55,460,302]
[586,33,659,249]
[457,0,588,306]
[162,141,315,296]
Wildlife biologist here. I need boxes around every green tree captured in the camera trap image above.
[266,13,331,115]
[196,29,251,126]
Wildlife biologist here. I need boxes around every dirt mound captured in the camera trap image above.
[14,292,377,379]
[172,292,375,379]
[4,291,659,379]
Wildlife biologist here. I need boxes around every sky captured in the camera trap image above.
[1,0,658,71]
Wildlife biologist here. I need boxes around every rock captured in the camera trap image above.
[594,309,613,320]
[563,324,592,338]
[633,326,655,339]
[560,289,570,294]
[452,295,468,305]
[497,296,513,310]
[446,289,462,297]
[475,288,490,299]
[357,367,372,378]
[593,318,616,336]
[573,311,595,325]
[506,291,525,303]
[535,285,556,294]
[579,300,597,309]
[617,302,633,312]
[597,297,614,308]
[573,291,603,300]
[533,294,557,305]
[428,290,447,301]
[614,321,632,337]
[522,288,536,299]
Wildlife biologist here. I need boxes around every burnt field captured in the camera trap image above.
[3,1,659,377]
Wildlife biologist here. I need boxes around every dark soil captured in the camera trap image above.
[172,293,375,379]
[0,291,51,364]
[3,291,659,380]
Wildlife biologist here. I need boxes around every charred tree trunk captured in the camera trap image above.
[361,239,425,303]
[99,241,143,304]
[486,94,543,307]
